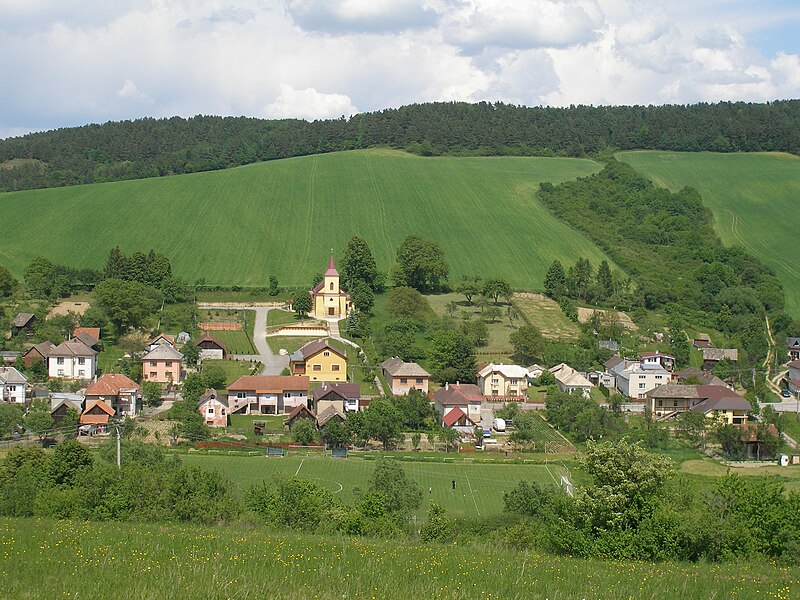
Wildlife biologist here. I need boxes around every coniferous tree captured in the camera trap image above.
[543,260,567,299]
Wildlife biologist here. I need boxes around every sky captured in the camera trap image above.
[1,0,800,139]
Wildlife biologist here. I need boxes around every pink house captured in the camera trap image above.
[141,344,184,383]
[197,389,228,427]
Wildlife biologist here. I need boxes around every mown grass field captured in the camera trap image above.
[207,330,256,355]
[2,518,795,600]
[618,151,800,316]
[0,150,608,288]
[180,453,561,519]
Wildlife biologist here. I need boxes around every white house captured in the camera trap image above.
[48,339,97,380]
[549,363,593,398]
[432,383,483,425]
[476,364,531,399]
[614,362,670,400]
[0,367,28,404]
[226,375,310,415]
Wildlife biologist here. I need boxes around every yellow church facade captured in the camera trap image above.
[310,256,352,319]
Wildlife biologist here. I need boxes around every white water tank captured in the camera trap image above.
[493,418,506,432]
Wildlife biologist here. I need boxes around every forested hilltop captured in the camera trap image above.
[2,100,799,191]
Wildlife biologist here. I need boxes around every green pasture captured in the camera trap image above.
[618,151,800,316]
[2,518,795,600]
[180,453,561,518]
[0,150,608,288]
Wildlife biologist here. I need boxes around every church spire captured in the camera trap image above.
[325,252,338,276]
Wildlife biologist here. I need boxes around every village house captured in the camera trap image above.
[787,338,800,362]
[672,367,729,388]
[527,364,545,380]
[227,375,310,415]
[646,384,750,424]
[692,334,712,349]
[0,367,28,404]
[549,363,593,398]
[85,373,141,418]
[285,403,316,428]
[639,351,675,372]
[73,327,101,350]
[309,255,351,319]
[432,383,482,426]
[198,389,228,427]
[289,339,347,382]
[316,404,346,429]
[311,382,361,414]
[22,341,54,368]
[50,394,83,425]
[0,351,19,365]
[701,348,739,371]
[141,344,184,383]
[788,360,800,397]
[11,312,36,335]
[195,332,227,359]
[147,333,175,352]
[380,357,430,395]
[476,363,531,399]
[79,399,115,436]
[613,361,670,400]
[48,338,97,380]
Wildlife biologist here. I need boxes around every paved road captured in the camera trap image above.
[198,304,288,376]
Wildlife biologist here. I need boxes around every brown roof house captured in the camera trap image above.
[433,383,482,426]
[11,312,36,335]
[227,375,310,415]
[23,341,54,368]
[141,344,184,384]
[701,348,739,371]
[312,382,361,414]
[148,333,175,351]
[85,373,141,418]
[79,399,115,436]
[198,389,229,427]
[195,332,227,359]
[73,327,101,350]
[48,338,97,380]
[289,339,347,382]
[50,394,84,425]
[787,338,800,362]
[380,357,430,395]
[647,384,750,424]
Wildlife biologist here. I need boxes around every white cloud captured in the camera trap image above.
[263,85,358,120]
[0,0,799,136]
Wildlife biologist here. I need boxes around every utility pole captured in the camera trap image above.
[113,423,121,469]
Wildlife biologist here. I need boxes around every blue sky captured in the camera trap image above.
[1,0,799,139]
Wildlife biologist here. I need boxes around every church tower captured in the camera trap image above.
[310,254,351,319]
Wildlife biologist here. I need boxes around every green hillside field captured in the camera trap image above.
[0,150,608,288]
[618,151,800,316]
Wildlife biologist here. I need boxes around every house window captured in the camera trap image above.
[237,392,247,399]
[313,365,322,371]
[400,378,407,384]
[655,375,662,379]
[58,369,64,376]
[416,378,423,384]
[78,370,85,377]
[78,357,85,365]
[332,364,340,372]
[7,386,15,392]
[639,383,646,389]
[57,357,64,365]
[150,372,157,378]
[284,392,291,399]
[207,407,214,415]
[492,378,499,384]
[323,351,330,357]
[150,361,157,367]
[657,400,663,407]
[165,361,172,367]
[673,400,678,407]
[639,394,645,399]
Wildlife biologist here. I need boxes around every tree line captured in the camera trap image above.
[2,100,800,192]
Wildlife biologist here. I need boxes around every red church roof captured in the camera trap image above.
[324,255,338,277]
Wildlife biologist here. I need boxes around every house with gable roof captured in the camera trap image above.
[549,363,593,398]
[79,400,115,435]
[309,255,351,319]
[788,360,800,397]
[312,382,361,414]
[85,373,141,418]
[141,344,184,383]
[476,363,531,399]
[701,348,739,371]
[0,367,28,404]
[647,384,750,424]
[227,375,309,415]
[148,333,176,352]
[73,327,101,350]
[787,338,800,362]
[289,339,347,382]
[380,357,430,395]
[433,383,482,426]
[23,341,54,368]
[48,338,97,380]
[11,312,35,335]
[198,389,229,427]
[195,332,227,359]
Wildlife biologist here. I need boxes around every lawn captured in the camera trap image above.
[203,359,258,385]
[3,518,795,600]
[266,335,318,355]
[97,345,125,374]
[207,330,256,355]
[0,150,609,290]
[267,308,305,329]
[618,151,800,316]
[180,453,561,518]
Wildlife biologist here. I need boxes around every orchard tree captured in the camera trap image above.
[455,276,481,305]
[320,419,351,448]
[386,286,429,320]
[483,278,512,304]
[291,419,318,445]
[0,404,23,437]
[25,399,54,440]
[392,236,448,292]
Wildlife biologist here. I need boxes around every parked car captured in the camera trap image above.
[781,389,792,398]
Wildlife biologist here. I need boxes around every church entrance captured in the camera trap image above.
[328,307,335,316]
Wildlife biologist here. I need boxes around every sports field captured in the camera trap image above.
[618,151,800,316]
[0,150,608,288]
[180,453,563,518]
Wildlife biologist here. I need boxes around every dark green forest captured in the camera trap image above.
[2,100,799,191]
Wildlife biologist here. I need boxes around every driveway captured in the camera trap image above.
[198,304,288,376]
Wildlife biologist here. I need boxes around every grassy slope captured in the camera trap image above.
[618,151,800,316]
[0,150,607,288]
[2,518,795,599]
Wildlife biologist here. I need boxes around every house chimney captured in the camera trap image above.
[456,381,460,387]
[445,382,449,391]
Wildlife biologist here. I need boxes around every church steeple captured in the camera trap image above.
[325,252,338,277]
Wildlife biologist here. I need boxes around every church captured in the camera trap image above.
[310,255,352,319]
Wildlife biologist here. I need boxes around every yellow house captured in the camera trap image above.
[289,339,347,382]
[310,255,351,319]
